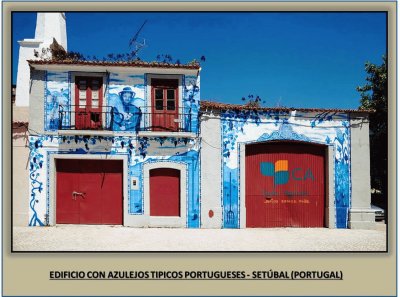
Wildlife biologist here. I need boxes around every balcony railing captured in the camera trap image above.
[58,105,196,133]
[58,105,114,131]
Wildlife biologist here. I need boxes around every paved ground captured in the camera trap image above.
[12,225,386,252]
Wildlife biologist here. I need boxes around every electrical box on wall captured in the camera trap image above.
[131,177,139,190]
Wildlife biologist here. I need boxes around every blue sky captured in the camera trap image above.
[12,12,386,109]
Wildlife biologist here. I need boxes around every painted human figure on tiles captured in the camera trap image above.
[45,72,69,131]
[112,86,142,132]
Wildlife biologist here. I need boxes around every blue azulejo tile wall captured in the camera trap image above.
[28,135,200,227]
[220,110,351,228]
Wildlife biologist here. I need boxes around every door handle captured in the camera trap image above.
[72,191,86,200]
[264,196,273,204]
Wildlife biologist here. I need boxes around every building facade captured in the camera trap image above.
[16,13,375,230]
[27,61,201,228]
[24,59,375,229]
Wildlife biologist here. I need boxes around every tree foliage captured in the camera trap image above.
[357,55,387,193]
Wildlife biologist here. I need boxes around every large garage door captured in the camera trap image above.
[56,159,123,224]
[246,142,325,228]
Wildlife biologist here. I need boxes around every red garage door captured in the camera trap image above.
[56,159,123,224]
[150,168,180,216]
[246,142,325,228]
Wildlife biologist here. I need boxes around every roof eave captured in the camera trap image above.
[27,60,201,75]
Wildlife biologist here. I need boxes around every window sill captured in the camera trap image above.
[57,130,114,136]
[137,131,197,138]
[56,130,198,138]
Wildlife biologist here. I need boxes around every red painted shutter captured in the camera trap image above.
[75,77,103,130]
[150,168,180,216]
[151,79,179,131]
[246,142,325,228]
[56,159,81,224]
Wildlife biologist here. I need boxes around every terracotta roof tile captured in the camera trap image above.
[200,100,373,113]
[28,59,201,70]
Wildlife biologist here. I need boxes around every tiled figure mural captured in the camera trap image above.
[220,110,351,229]
[107,73,145,132]
[28,135,200,227]
[45,72,70,131]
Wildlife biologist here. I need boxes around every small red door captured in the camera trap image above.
[151,79,179,131]
[246,142,325,228]
[150,168,180,216]
[75,77,103,130]
[56,159,123,224]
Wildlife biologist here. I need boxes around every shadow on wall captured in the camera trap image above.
[12,123,29,141]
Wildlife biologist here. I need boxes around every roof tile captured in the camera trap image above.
[200,100,373,113]
[28,59,201,69]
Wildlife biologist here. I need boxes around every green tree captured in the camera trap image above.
[357,55,387,204]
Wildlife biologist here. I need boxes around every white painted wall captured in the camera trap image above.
[15,13,67,106]
[348,115,376,229]
[35,13,67,49]
[200,113,223,228]
[12,107,30,226]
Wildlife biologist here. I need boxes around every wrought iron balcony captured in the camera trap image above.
[58,105,196,133]
[58,105,114,131]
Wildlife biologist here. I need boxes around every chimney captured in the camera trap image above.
[15,13,67,106]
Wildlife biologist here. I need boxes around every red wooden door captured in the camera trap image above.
[75,77,103,130]
[246,142,325,228]
[56,159,123,224]
[151,79,179,131]
[56,160,80,224]
[150,168,180,216]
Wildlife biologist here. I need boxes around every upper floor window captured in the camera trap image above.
[74,77,103,130]
[151,79,179,131]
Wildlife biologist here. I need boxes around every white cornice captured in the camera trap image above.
[18,39,43,46]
